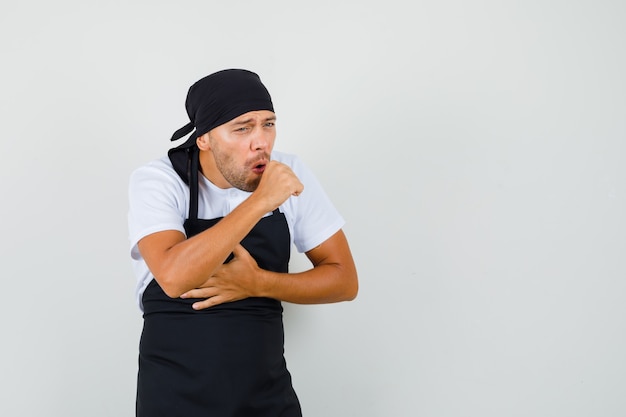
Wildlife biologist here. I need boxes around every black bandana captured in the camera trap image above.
[168,69,274,184]
[170,69,274,149]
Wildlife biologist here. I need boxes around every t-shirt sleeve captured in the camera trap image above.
[289,156,345,253]
[127,161,188,260]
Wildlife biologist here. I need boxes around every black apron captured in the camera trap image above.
[136,148,301,416]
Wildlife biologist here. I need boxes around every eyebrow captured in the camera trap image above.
[231,116,277,126]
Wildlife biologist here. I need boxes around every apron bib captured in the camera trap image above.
[136,148,301,417]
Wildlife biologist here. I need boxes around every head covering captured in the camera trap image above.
[169,69,274,150]
[168,69,274,184]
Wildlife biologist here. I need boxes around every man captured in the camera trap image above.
[128,69,358,416]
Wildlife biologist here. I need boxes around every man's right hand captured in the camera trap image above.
[254,161,304,210]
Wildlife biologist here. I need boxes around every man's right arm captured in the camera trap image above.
[136,161,303,298]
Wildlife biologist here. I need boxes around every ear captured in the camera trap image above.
[196,133,211,151]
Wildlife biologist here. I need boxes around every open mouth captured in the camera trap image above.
[252,162,266,174]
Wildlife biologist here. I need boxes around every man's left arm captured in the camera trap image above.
[181,229,358,310]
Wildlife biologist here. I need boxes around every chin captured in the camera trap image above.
[235,181,259,193]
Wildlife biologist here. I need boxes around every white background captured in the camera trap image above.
[1,1,625,416]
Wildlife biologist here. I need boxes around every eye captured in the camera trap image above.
[235,127,249,132]
[264,122,275,128]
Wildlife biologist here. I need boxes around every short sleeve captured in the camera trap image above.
[286,155,345,253]
[127,159,188,259]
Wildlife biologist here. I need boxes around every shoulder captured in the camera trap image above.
[128,156,188,251]
[130,156,180,183]
[130,157,187,194]
[128,156,188,213]
[271,151,345,253]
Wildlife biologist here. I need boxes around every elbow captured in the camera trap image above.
[348,280,359,301]
[343,271,359,302]
[162,286,185,299]
[153,273,186,299]
[347,286,358,301]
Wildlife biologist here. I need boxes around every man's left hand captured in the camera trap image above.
[180,244,261,310]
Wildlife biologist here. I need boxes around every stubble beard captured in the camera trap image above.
[213,151,265,192]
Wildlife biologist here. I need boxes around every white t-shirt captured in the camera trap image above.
[128,150,345,311]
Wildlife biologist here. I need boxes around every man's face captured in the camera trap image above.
[201,110,276,191]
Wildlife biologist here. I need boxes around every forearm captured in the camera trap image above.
[258,262,358,304]
[143,194,269,297]
[258,229,358,304]
[178,228,358,310]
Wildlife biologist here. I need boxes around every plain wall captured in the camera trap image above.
[1,0,624,416]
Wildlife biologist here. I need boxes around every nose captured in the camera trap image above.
[250,129,270,151]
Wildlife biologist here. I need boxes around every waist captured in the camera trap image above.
[144,296,282,315]
[142,279,282,316]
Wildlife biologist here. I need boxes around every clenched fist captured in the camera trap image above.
[254,161,304,211]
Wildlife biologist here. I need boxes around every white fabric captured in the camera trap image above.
[128,151,345,310]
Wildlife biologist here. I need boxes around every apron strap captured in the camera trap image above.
[168,146,200,221]
[188,147,199,221]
